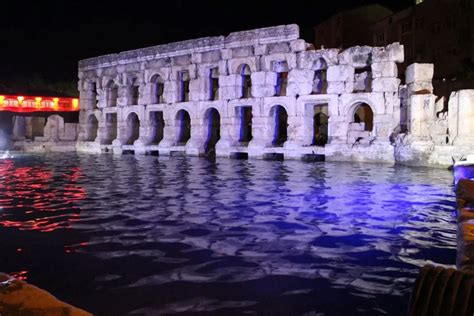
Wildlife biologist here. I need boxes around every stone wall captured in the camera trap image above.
[10,24,470,166]
[394,63,474,167]
[76,24,407,162]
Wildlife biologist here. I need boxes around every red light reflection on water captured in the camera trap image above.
[0,161,87,233]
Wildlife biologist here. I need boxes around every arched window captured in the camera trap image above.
[150,74,164,104]
[312,58,328,94]
[87,81,98,109]
[204,108,220,154]
[126,112,140,145]
[176,110,191,145]
[353,103,374,131]
[179,71,190,102]
[209,67,219,100]
[130,78,140,105]
[86,114,98,141]
[271,105,288,146]
[239,64,252,98]
[106,81,118,107]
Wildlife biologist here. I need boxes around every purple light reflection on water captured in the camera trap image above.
[0,153,457,315]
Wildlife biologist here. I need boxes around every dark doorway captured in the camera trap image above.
[205,108,220,154]
[272,105,288,146]
[177,110,191,145]
[239,107,253,143]
[149,111,164,145]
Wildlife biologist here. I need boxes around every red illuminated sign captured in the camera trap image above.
[0,95,79,112]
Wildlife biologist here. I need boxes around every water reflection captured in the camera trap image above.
[0,154,456,315]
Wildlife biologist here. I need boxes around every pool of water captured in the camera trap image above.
[0,153,457,315]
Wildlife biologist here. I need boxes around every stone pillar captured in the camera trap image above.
[405,64,435,140]
[12,116,26,140]
[248,116,267,153]
[186,119,206,156]
[159,120,177,148]
[284,115,305,149]
[215,117,234,155]
[449,90,474,146]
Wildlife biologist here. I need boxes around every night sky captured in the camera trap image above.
[1,0,412,84]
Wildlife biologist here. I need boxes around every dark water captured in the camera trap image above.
[0,153,457,315]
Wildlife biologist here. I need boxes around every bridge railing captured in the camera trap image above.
[0,95,79,112]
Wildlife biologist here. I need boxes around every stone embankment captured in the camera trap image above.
[456,177,474,272]
[0,273,91,315]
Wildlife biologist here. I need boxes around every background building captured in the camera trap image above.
[314,0,474,99]
[313,4,393,50]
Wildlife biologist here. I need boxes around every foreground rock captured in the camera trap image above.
[456,178,474,273]
[0,273,91,316]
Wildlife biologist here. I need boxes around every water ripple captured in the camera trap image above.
[0,153,457,315]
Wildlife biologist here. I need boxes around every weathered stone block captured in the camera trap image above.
[371,62,398,78]
[327,65,354,82]
[407,82,433,94]
[254,44,267,56]
[287,82,312,96]
[290,39,306,52]
[327,82,345,94]
[219,86,238,100]
[288,69,314,84]
[372,78,401,92]
[251,85,275,98]
[219,74,239,86]
[405,63,434,84]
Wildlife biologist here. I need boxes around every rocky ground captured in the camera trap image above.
[456,177,474,273]
[0,273,91,316]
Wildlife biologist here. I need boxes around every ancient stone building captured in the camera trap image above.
[7,23,465,165]
[76,24,409,163]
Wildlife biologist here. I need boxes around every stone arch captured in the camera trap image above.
[86,113,99,141]
[125,112,140,145]
[203,107,221,153]
[270,105,288,146]
[150,74,164,104]
[238,64,252,98]
[105,80,118,107]
[351,103,374,132]
[312,58,328,94]
[176,109,191,145]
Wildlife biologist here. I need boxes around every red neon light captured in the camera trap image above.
[0,94,79,112]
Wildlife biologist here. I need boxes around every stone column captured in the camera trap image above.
[449,90,474,146]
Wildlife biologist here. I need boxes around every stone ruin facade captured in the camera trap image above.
[15,24,473,166]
